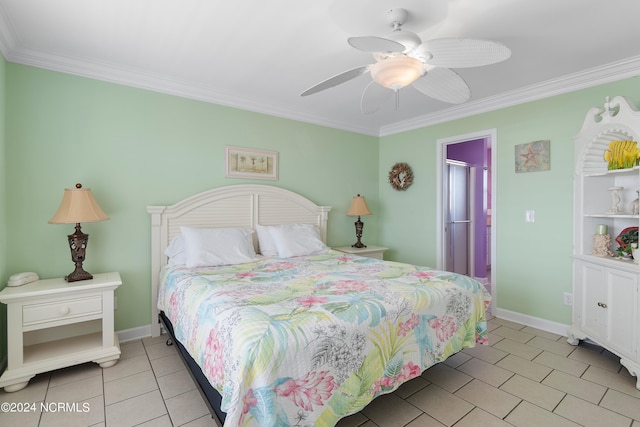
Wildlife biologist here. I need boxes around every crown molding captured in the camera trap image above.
[379,55,640,136]
[4,44,640,138]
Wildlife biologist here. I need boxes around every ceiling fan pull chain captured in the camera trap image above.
[395,90,400,111]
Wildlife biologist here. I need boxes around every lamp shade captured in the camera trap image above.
[370,55,424,90]
[49,184,109,224]
[347,194,371,216]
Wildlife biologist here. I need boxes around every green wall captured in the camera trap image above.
[5,63,379,331]
[2,59,640,335]
[379,77,640,325]
[0,55,6,362]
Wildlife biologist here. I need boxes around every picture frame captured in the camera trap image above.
[225,146,278,180]
[515,140,550,173]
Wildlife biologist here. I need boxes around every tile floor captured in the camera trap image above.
[1,316,639,426]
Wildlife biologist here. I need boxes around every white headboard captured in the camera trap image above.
[147,184,332,336]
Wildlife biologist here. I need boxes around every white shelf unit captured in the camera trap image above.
[568,96,640,390]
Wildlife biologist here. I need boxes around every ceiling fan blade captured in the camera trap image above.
[419,38,511,68]
[412,67,471,104]
[360,81,394,114]
[348,36,405,53]
[300,65,370,96]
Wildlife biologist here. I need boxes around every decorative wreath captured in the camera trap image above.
[388,162,414,191]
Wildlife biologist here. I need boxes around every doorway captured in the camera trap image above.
[436,129,496,313]
[445,160,475,276]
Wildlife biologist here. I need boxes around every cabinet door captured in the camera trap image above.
[578,262,607,343]
[605,269,638,359]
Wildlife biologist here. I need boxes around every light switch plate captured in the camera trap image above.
[525,210,535,223]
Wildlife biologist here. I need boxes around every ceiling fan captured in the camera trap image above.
[300,8,511,114]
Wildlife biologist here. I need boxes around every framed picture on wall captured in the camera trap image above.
[225,146,279,180]
[515,140,550,173]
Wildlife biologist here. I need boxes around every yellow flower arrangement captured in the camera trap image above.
[603,140,640,170]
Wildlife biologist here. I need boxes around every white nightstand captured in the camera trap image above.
[0,272,122,392]
[333,245,388,260]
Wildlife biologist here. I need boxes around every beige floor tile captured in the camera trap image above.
[495,354,552,382]
[569,345,622,372]
[105,389,167,427]
[137,414,175,427]
[456,357,513,387]
[541,370,606,404]
[489,318,526,331]
[442,351,471,368]
[462,343,508,364]
[599,388,640,421]
[145,340,180,360]
[48,363,101,388]
[527,336,575,357]
[0,372,49,403]
[45,375,103,403]
[406,384,474,426]
[151,352,187,377]
[335,411,369,427]
[454,379,520,419]
[533,351,589,377]
[164,389,211,426]
[554,395,632,427]
[102,353,151,383]
[487,331,505,346]
[505,401,581,427]
[581,365,640,398]
[521,326,563,341]
[404,413,446,427]
[157,369,197,400]
[180,414,220,427]
[492,339,542,361]
[500,375,565,411]
[119,340,146,359]
[394,375,430,399]
[104,369,158,405]
[420,362,472,393]
[39,394,104,427]
[0,403,42,427]
[453,407,513,427]
[491,326,535,343]
[361,393,422,427]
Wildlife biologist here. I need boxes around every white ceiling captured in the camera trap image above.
[0,0,639,136]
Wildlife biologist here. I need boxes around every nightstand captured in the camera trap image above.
[0,272,122,392]
[333,245,388,260]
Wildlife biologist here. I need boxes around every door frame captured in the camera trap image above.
[436,128,497,314]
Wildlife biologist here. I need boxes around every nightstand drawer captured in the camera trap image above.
[23,295,102,327]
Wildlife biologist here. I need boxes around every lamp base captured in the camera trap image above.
[64,223,93,282]
[65,267,93,282]
[352,216,367,248]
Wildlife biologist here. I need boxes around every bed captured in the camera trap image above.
[148,184,491,427]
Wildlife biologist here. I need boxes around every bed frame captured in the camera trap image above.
[147,184,332,337]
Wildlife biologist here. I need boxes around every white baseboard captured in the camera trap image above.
[494,308,570,337]
[117,325,153,343]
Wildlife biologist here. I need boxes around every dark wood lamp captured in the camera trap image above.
[49,183,109,282]
[347,194,372,248]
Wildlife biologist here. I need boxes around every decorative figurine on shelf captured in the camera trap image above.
[593,224,614,257]
[632,191,639,215]
[607,186,624,214]
[615,226,639,259]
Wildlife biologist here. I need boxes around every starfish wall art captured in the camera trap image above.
[515,140,550,173]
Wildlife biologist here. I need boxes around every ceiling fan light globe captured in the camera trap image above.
[370,55,424,90]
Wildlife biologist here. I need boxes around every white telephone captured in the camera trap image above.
[8,272,39,287]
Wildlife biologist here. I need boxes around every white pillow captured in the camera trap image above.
[165,234,186,265]
[256,224,279,256]
[268,224,329,258]
[180,226,259,268]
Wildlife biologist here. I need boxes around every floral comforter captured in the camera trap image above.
[158,250,491,427]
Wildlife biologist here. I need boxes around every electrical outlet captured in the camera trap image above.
[563,292,573,306]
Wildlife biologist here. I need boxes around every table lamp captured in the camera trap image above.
[49,183,109,282]
[347,194,371,248]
